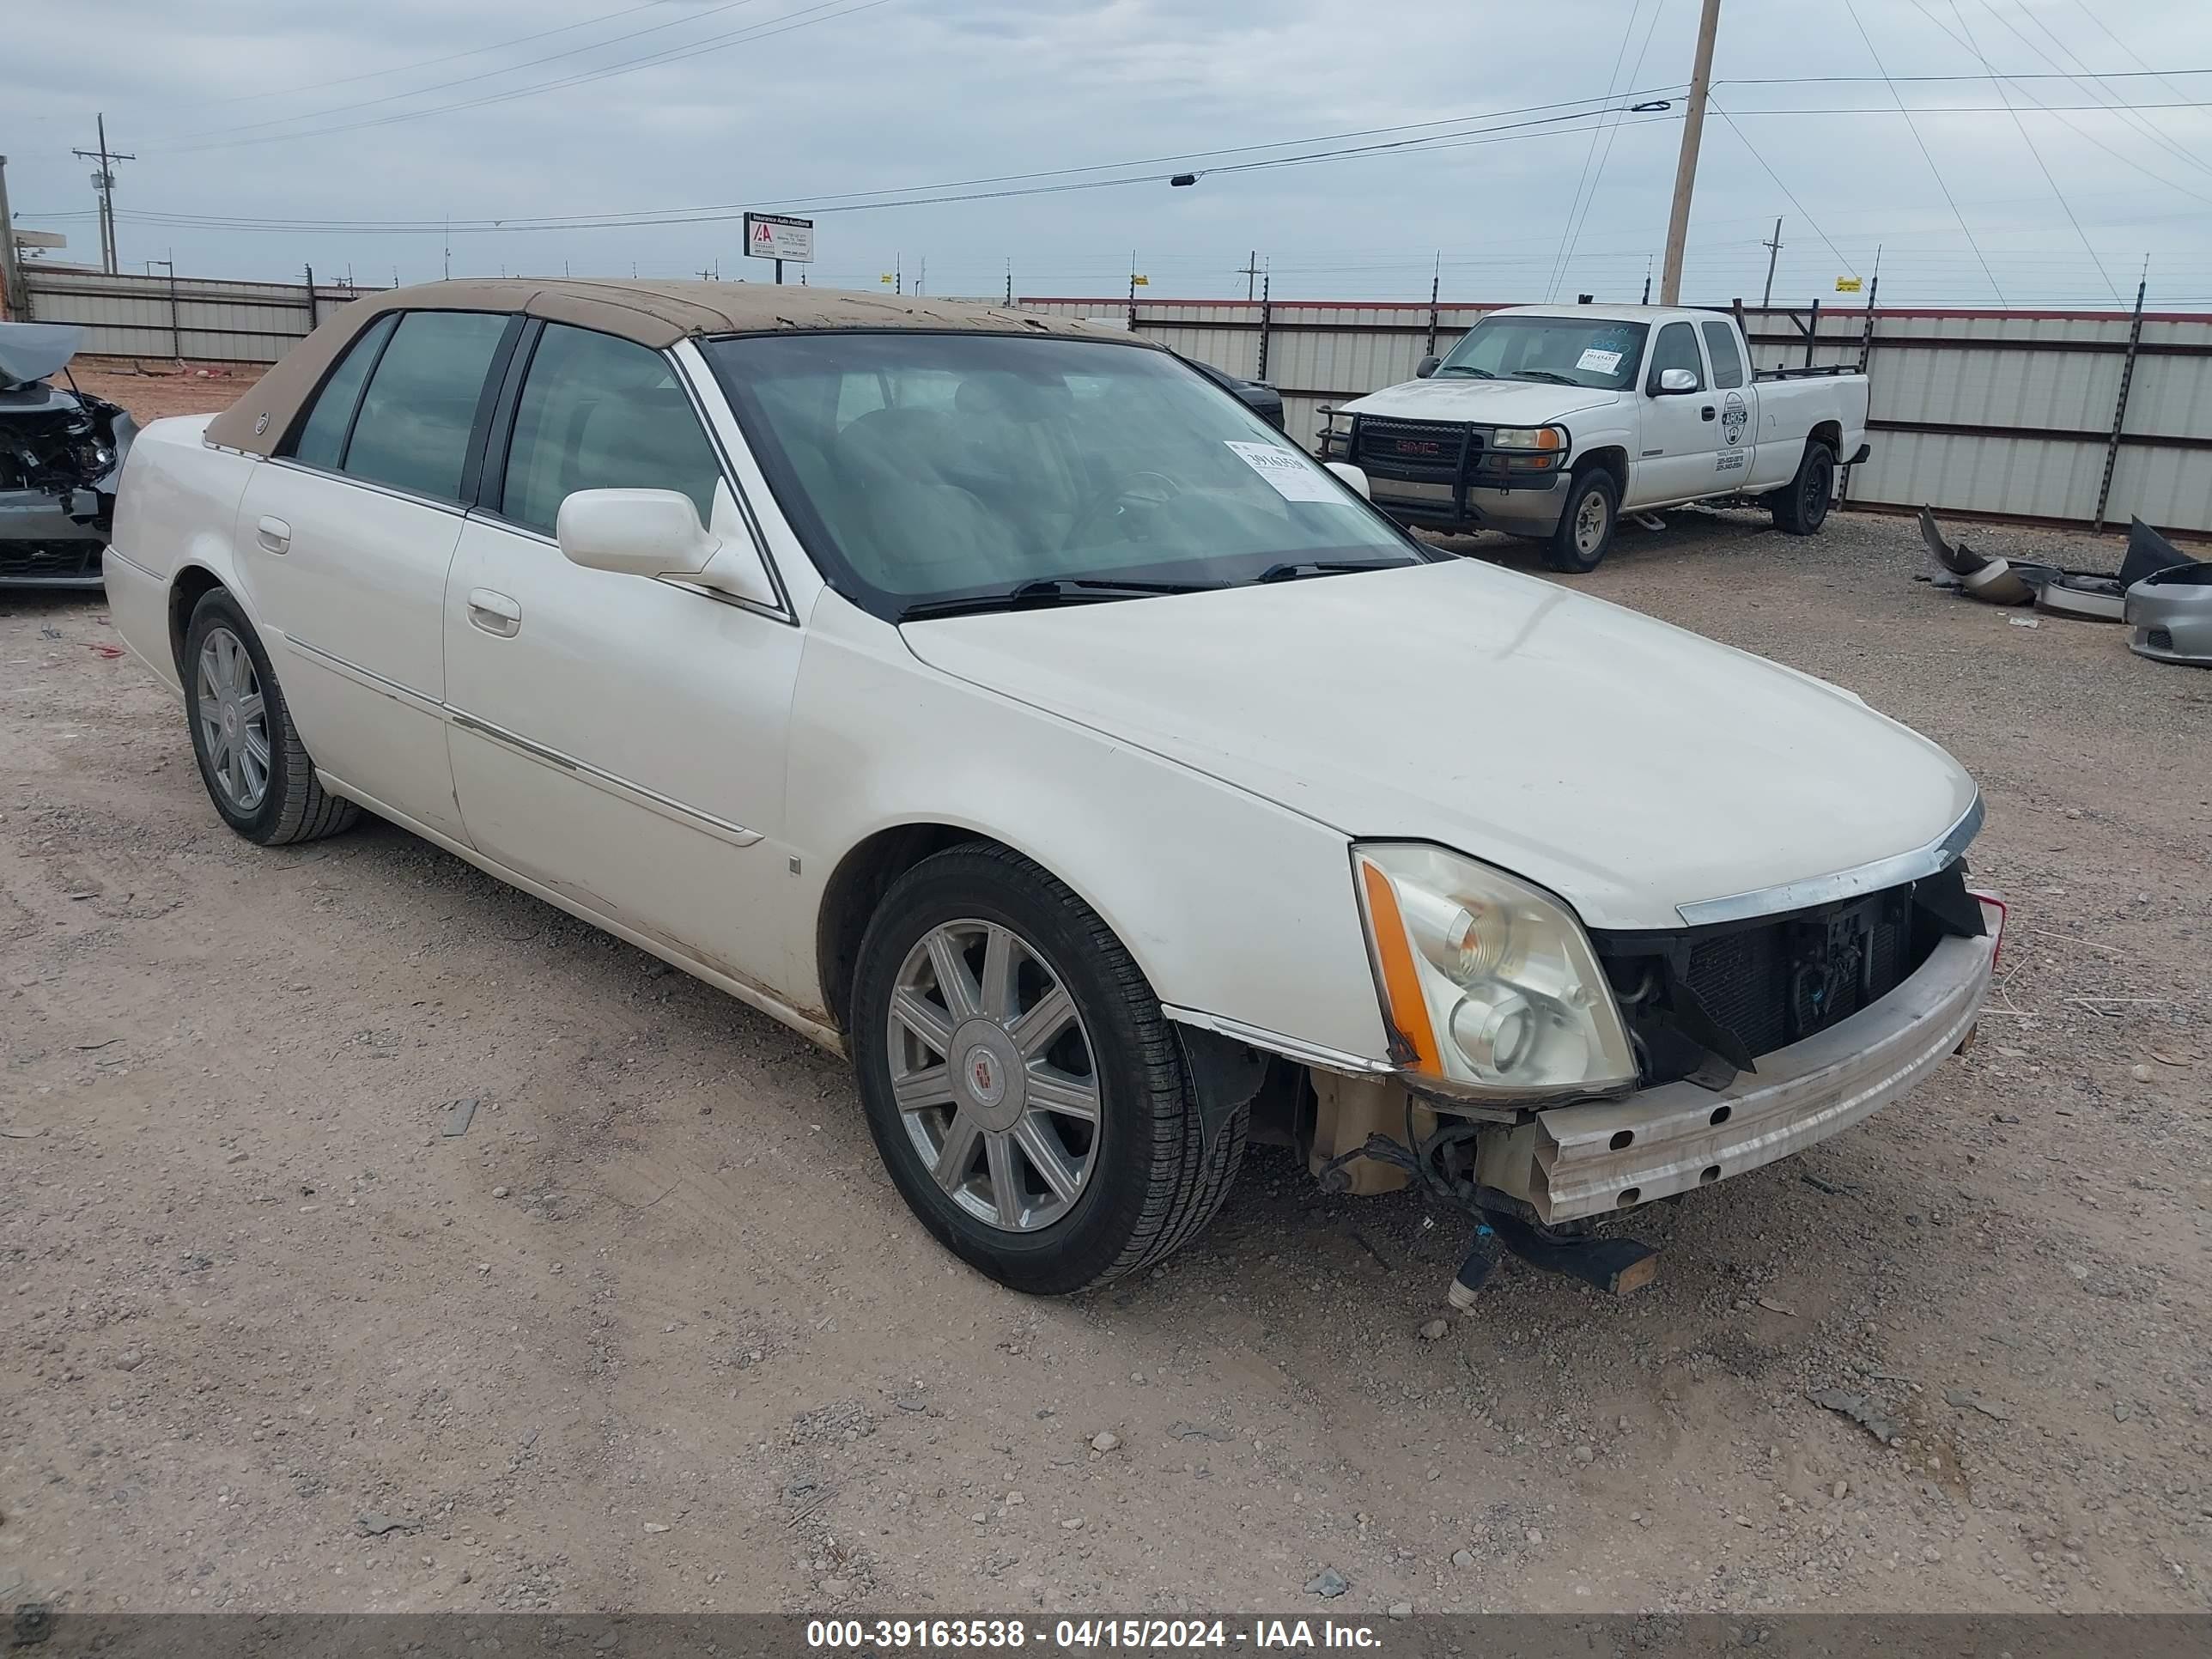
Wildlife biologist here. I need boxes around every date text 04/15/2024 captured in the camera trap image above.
[805,1619,1384,1650]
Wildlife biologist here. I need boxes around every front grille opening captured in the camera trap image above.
[2148,628,2174,651]
[1598,876,1954,1089]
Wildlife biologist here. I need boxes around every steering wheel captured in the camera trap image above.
[1060,471,1183,551]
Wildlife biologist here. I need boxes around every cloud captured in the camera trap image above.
[8,0,2212,306]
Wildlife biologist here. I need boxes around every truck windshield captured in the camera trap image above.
[1436,316,1649,391]
[704,331,1421,621]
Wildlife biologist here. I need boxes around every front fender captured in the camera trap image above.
[785,593,1391,1066]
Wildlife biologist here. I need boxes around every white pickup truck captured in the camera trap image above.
[1319,304,1870,571]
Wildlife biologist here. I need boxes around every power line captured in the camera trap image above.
[1544,0,1650,303]
[42,90,1687,234]
[1948,1,2119,302]
[166,0,897,153]
[1844,0,2006,302]
[168,0,776,141]
[1705,99,1858,277]
[1898,0,2212,210]
[182,0,690,112]
[1986,0,2212,179]
[1553,0,1674,300]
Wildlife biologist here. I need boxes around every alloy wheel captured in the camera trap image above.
[196,625,270,812]
[885,918,1102,1232]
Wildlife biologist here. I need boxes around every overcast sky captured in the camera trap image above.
[9,0,2212,307]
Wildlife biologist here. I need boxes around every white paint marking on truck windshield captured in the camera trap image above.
[1224,441,1340,502]
[1575,348,1623,374]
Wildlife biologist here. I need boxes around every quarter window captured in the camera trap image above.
[285,313,397,471]
[1701,320,1746,389]
[1647,321,1705,393]
[340,311,511,502]
[499,325,721,536]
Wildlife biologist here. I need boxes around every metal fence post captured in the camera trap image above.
[1257,271,1272,382]
[1803,296,1821,368]
[2093,278,2148,531]
[1842,276,1880,506]
[167,263,182,361]
[1425,266,1439,362]
[304,263,317,332]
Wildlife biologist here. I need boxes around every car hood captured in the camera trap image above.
[1339,375,1620,426]
[899,560,1978,931]
[0,321,85,392]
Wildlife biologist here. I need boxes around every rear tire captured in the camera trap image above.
[849,843,1245,1295]
[182,589,360,846]
[1771,441,1836,535]
[1543,467,1620,573]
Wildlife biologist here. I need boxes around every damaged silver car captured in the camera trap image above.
[2,322,137,588]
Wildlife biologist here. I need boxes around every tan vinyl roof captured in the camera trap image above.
[205,278,1139,458]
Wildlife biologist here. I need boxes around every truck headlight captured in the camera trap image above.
[1488,426,1565,452]
[1352,844,1636,1099]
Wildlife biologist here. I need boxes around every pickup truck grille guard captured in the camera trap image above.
[1344,415,1558,510]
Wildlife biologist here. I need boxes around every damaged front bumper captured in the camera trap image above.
[1481,924,1997,1224]
[1,488,114,586]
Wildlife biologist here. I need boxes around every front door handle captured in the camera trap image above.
[466,588,521,638]
[1700,405,1717,422]
[255,515,291,553]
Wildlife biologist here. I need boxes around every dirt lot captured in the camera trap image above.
[3,373,2208,1617]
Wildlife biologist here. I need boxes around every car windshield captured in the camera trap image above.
[704,331,1422,619]
[1436,315,1649,392]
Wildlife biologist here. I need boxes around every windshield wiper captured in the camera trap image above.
[1435,365,1495,378]
[1253,559,1409,584]
[1511,369,1582,386]
[898,576,1218,621]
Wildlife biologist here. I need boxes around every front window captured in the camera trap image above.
[705,332,1422,619]
[1434,314,1649,392]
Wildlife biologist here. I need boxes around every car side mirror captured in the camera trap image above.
[1654,368,1698,395]
[556,487,775,606]
[1324,461,1370,501]
[1415,356,1441,379]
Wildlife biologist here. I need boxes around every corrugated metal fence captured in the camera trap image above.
[17,266,380,365]
[1020,295,2212,536]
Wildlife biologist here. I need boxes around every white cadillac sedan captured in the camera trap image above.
[104,281,1999,1297]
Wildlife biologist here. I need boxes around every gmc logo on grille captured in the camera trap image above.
[1395,439,1443,456]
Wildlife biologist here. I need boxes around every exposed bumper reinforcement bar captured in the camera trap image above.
[1525,927,1996,1224]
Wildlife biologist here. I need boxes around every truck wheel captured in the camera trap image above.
[1544,468,1620,573]
[849,843,1245,1296]
[182,589,360,846]
[1771,441,1836,535]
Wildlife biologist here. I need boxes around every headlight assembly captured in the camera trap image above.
[1352,843,1636,1100]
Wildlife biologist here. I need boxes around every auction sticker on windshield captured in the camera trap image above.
[1576,347,1624,374]
[1225,440,1340,502]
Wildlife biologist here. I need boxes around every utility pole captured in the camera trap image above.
[72,113,134,275]
[1642,255,1653,305]
[1005,257,1013,306]
[1238,249,1263,302]
[0,155,28,322]
[1760,216,1784,308]
[1659,0,1722,305]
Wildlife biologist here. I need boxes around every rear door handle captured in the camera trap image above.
[255,515,291,553]
[1700,405,1717,422]
[466,588,521,637]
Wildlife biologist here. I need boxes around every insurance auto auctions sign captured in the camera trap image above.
[743,212,814,264]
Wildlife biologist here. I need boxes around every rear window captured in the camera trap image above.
[287,313,398,471]
[339,311,510,502]
[1702,320,1746,389]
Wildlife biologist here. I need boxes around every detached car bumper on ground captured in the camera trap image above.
[106,277,1993,1300]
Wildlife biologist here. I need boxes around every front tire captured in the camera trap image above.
[849,843,1245,1295]
[1544,467,1620,573]
[182,589,359,846]
[1771,441,1836,535]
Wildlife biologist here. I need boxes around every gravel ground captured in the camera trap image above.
[3,383,2208,1617]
